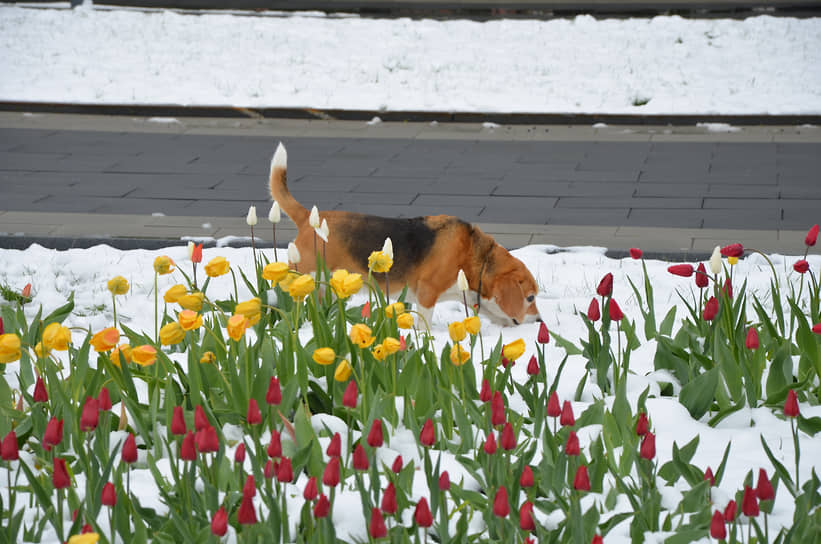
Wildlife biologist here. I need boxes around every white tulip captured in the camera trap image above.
[317,218,329,242]
[268,201,281,223]
[382,237,393,260]
[288,242,301,264]
[309,206,320,229]
[457,269,469,292]
[246,205,258,226]
[709,245,722,275]
[187,241,195,260]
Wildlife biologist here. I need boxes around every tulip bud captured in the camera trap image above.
[547,391,561,418]
[520,465,534,488]
[211,506,228,536]
[369,507,387,538]
[491,391,505,426]
[520,501,536,531]
[640,432,656,460]
[80,396,99,432]
[629,247,643,259]
[42,417,63,450]
[237,494,258,525]
[526,355,539,376]
[303,476,318,501]
[439,470,451,490]
[608,299,624,321]
[784,389,799,417]
[746,327,759,350]
[277,457,293,483]
[457,269,469,291]
[742,486,759,517]
[367,419,383,447]
[704,466,715,486]
[721,243,744,258]
[247,398,262,425]
[171,406,187,436]
[317,218,329,242]
[492,486,509,517]
[268,201,281,223]
[794,259,810,274]
[724,500,737,521]
[343,380,358,408]
[806,224,819,247]
[565,430,580,456]
[667,264,694,277]
[97,387,112,411]
[392,455,404,473]
[381,482,397,514]
[560,401,575,427]
[483,432,497,455]
[537,322,550,344]
[596,273,613,297]
[180,431,197,460]
[353,443,369,470]
[196,425,219,453]
[122,433,138,464]
[187,241,194,259]
[419,418,435,447]
[323,457,340,487]
[703,297,719,321]
[101,481,117,507]
[267,430,282,458]
[53,457,71,489]
[587,298,600,322]
[288,242,301,264]
[234,443,246,464]
[479,379,492,403]
[695,262,709,288]
[194,405,209,431]
[309,206,320,229]
[266,377,282,405]
[414,497,433,527]
[710,510,726,539]
[242,475,256,498]
[709,246,722,275]
[33,375,49,403]
[814,323,821,335]
[382,237,393,260]
[246,205,258,226]
[1,430,19,461]
[314,494,330,518]
[573,465,590,491]
[635,412,649,436]
[756,469,774,501]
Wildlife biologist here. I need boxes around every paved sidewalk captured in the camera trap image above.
[1,112,820,256]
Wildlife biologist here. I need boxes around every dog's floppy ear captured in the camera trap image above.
[489,274,525,321]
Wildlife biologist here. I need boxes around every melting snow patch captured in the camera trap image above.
[697,122,741,133]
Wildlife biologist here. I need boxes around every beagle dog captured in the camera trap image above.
[268,143,540,326]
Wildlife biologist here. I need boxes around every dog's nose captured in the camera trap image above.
[512,318,520,325]
[536,317,543,322]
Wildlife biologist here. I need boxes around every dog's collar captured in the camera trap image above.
[476,256,490,312]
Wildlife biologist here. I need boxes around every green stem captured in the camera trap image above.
[154,272,158,343]
[112,294,118,329]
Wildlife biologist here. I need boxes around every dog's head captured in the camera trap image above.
[482,246,540,326]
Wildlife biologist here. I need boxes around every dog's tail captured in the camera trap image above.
[269,142,308,225]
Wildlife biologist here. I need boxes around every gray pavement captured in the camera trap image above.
[1,111,820,256]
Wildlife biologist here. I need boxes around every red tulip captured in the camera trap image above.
[303,476,318,501]
[723,277,733,299]
[704,466,715,487]
[97,387,112,411]
[547,391,561,418]
[608,299,624,321]
[392,455,403,473]
[353,443,369,470]
[171,406,187,436]
[277,457,293,483]
[491,391,505,426]
[573,465,590,491]
[399,335,407,351]
[560,401,575,427]
[211,506,228,536]
[196,425,219,454]
[703,297,719,321]
[342,380,358,408]
[520,501,536,531]
[500,422,517,451]
[492,486,509,517]
[101,482,116,507]
[668,264,694,277]
[191,243,203,264]
[243,475,256,498]
[794,259,810,274]
[266,376,282,405]
[323,457,340,487]
[237,494,257,525]
[264,459,277,479]
[596,273,613,297]
[122,432,138,464]
[361,300,371,319]
[419,418,435,447]
[479,379,492,403]
[746,327,759,350]
[234,443,246,464]
[756,469,774,501]
[784,389,800,417]
[721,243,744,258]
[327,432,341,457]
[592,536,603,544]
[21,283,31,298]
[724,499,737,521]
[527,355,540,376]
[52,457,70,489]
[520,465,534,488]
[80,396,99,432]
[814,323,821,335]
[314,493,330,518]
[630,247,643,260]
[369,507,387,538]
[565,430,580,456]
[247,398,262,425]
[483,432,497,455]
[1,431,19,461]
[742,485,759,517]
[587,298,600,322]
[537,322,550,344]
[640,432,656,460]
[439,471,451,491]
[194,405,209,431]
[381,482,397,514]
[180,431,197,461]
[42,417,63,450]
[695,263,709,288]
[268,430,282,458]
[33,375,49,403]
[710,510,726,539]
[635,412,649,436]
[500,356,512,369]
[414,497,433,527]
[367,420,383,448]
[806,224,819,247]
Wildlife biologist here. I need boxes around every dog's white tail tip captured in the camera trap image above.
[271,142,287,173]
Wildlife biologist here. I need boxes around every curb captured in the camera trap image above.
[3,102,821,126]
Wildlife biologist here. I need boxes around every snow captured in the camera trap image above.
[1,5,820,114]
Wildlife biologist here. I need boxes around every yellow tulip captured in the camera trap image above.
[68,533,100,544]
[448,321,467,343]
[178,310,203,331]
[312,347,336,366]
[204,256,230,277]
[163,284,187,303]
[371,344,387,361]
[200,351,217,364]
[329,269,363,299]
[334,359,353,382]
[153,255,174,275]
[159,322,185,346]
[450,344,470,366]
[131,345,157,366]
[396,312,414,329]
[288,274,315,300]
[178,292,204,312]
[42,322,71,351]
[235,298,262,326]
[90,327,120,352]
[350,324,376,348]
[464,316,481,335]
[368,251,393,274]
[728,256,739,266]
[107,276,129,296]
[382,337,401,355]
[34,342,49,358]
[502,338,526,361]
[0,334,21,364]
[111,344,132,367]
[262,262,289,283]
[385,302,405,318]
[227,314,248,341]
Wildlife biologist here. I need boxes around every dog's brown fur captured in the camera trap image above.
[269,143,539,325]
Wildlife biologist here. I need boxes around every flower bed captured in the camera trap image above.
[1,226,820,544]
